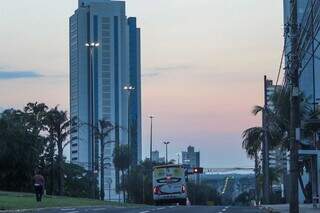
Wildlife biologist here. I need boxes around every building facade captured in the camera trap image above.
[151,151,165,164]
[263,76,289,199]
[69,0,141,200]
[283,0,320,203]
[284,0,320,111]
[182,146,200,168]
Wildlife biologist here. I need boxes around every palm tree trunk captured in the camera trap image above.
[57,140,64,196]
[121,170,125,203]
[254,153,260,202]
[100,141,105,201]
[50,153,54,195]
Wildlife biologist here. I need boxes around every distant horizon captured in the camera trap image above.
[0,0,284,168]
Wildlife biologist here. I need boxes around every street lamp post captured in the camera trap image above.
[163,141,170,164]
[85,42,100,199]
[124,85,135,202]
[124,85,135,164]
[149,116,155,162]
[176,153,180,165]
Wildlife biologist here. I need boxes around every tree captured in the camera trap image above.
[244,89,320,204]
[113,144,130,202]
[64,163,99,198]
[235,191,252,206]
[242,127,263,202]
[92,120,118,201]
[23,102,48,135]
[187,182,221,205]
[0,109,44,192]
[45,106,71,196]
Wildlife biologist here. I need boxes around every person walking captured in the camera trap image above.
[33,170,45,202]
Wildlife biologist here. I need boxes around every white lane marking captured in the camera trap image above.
[92,208,107,211]
[222,209,227,212]
[139,211,150,213]
[169,206,175,208]
[156,207,165,210]
[66,211,79,213]
[61,208,76,211]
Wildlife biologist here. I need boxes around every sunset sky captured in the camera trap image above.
[0,0,284,168]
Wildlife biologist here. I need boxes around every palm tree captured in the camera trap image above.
[92,120,118,201]
[246,89,318,203]
[45,106,70,196]
[113,144,130,202]
[242,127,263,202]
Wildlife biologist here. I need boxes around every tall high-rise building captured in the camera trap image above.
[69,0,141,200]
[182,146,200,168]
[283,1,320,202]
[284,0,320,111]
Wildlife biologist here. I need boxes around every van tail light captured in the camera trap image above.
[153,186,160,194]
[182,185,186,193]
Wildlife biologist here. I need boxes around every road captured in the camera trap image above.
[28,205,267,213]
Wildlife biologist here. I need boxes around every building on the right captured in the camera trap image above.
[283,0,320,112]
[283,0,320,204]
[182,146,200,168]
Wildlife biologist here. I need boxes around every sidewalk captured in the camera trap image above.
[263,204,320,213]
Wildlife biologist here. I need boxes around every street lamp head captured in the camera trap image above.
[124,85,135,91]
[163,141,170,145]
[86,42,100,47]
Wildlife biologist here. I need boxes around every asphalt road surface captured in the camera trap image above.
[27,205,267,213]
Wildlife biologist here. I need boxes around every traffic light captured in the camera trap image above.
[192,167,203,174]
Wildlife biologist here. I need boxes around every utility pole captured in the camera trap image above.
[289,0,300,212]
[164,141,170,164]
[263,75,270,204]
[149,116,154,162]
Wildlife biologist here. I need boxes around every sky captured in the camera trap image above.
[0,0,284,168]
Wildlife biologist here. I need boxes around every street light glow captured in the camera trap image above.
[85,42,100,47]
[124,85,135,91]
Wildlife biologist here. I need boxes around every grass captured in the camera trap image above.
[0,191,129,211]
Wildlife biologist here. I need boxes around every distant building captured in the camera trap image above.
[69,0,141,200]
[264,77,281,112]
[151,151,165,164]
[182,146,200,168]
[263,76,289,200]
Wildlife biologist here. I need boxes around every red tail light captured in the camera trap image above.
[182,185,186,193]
[153,186,160,194]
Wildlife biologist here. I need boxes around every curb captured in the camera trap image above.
[259,205,281,213]
[0,205,125,213]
